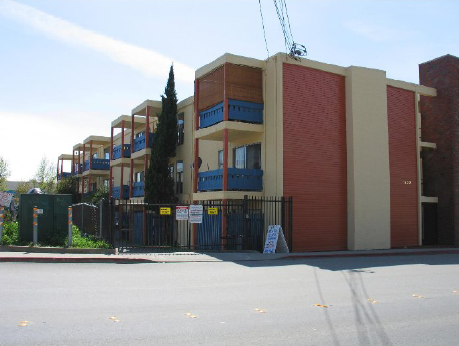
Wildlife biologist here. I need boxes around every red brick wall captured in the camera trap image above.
[387,86,419,247]
[420,55,459,245]
[283,64,347,251]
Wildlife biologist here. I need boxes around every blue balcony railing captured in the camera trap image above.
[133,181,145,197]
[112,144,131,160]
[112,185,129,199]
[84,159,110,171]
[133,133,156,153]
[199,99,264,129]
[198,168,263,192]
[57,172,72,180]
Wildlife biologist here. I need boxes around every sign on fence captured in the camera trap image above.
[160,207,171,215]
[0,192,13,208]
[263,225,289,254]
[207,207,218,215]
[176,206,189,221]
[189,204,203,224]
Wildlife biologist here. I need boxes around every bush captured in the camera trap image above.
[1,221,19,245]
[65,225,111,249]
[0,222,111,249]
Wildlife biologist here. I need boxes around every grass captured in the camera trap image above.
[1,221,111,249]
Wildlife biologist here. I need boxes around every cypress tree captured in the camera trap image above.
[145,65,178,203]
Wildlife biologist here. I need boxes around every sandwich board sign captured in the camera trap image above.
[189,204,203,224]
[176,206,189,221]
[263,225,289,254]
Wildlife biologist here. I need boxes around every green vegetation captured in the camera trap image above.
[56,176,80,203]
[1,221,19,246]
[65,225,111,249]
[0,156,10,191]
[145,64,178,204]
[0,221,111,249]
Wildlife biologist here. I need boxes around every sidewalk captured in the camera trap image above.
[1,247,459,264]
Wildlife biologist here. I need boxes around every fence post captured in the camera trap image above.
[33,206,38,245]
[68,207,73,247]
[0,206,4,245]
[81,203,84,234]
[243,195,249,250]
[288,197,293,251]
[99,199,103,238]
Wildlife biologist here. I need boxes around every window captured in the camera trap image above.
[218,150,223,169]
[90,182,97,192]
[92,152,98,159]
[233,143,261,169]
[136,131,145,138]
[169,164,174,179]
[176,160,183,194]
[104,148,109,160]
[177,114,184,145]
[104,179,109,188]
[135,171,144,182]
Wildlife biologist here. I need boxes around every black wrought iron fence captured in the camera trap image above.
[106,196,292,252]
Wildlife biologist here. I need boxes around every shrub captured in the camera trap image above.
[1,221,19,245]
[65,225,111,249]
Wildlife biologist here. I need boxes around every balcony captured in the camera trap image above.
[200,99,263,129]
[84,159,110,171]
[73,164,82,176]
[57,172,72,180]
[112,144,131,160]
[198,168,263,192]
[133,132,156,153]
[132,181,145,197]
[112,185,129,199]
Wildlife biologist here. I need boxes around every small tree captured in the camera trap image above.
[0,156,10,191]
[34,157,56,193]
[145,65,178,203]
[56,176,80,203]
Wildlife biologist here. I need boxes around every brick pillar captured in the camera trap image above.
[419,54,459,245]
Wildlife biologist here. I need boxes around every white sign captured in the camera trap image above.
[263,225,289,254]
[0,192,13,208]
[176,206,189,221]
[189,204,203,224]
[36,209,44,215]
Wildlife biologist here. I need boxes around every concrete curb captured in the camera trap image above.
[0,245,116,255]
[1,248,459,264]
[280,249,459,260]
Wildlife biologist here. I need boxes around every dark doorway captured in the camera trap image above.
[422,203,438,245]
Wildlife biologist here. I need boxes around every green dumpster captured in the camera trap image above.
[19,194,72,244]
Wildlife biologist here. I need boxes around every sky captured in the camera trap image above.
[0,0,458,181]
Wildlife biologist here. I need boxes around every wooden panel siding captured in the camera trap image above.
[198,66,224,112]
[283,64,347,252]
[198,64,263,112]
[387,86,418,247]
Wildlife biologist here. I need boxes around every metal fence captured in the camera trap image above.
[106,196,292,252]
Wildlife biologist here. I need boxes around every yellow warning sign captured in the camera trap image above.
[160,207,171,215]
[208,207,218,215]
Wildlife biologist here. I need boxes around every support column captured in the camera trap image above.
[60,159,63,179]
[146,106,150,148]
[89,140,93,170]
[131,114,135,199]
[120,163,124,200]
[72,151,75,175]
[346,67,391,250]
[109,127,114,198]
[193,79,200,249]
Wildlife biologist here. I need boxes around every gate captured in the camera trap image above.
[107,196,292,252]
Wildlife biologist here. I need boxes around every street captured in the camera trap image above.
[1,254,459,345]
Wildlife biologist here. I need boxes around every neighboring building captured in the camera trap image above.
[57,52,459,252]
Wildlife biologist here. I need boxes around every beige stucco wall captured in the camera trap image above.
[345,66,391,250]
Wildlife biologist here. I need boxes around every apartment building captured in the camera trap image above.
[58,52,459,252]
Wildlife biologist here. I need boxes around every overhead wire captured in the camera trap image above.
[258,0,270,59]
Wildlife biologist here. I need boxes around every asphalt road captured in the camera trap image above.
[1,254,459,346]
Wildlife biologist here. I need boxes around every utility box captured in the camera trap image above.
[19,194,72,243]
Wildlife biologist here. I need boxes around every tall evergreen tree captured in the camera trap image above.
[145,65,178,203]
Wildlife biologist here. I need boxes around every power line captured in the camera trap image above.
[273,0,307,60]
[258,0,270,59]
